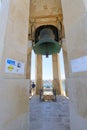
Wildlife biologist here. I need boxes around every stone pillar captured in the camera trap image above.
[62,51,69,97]
[61,0,87,130]
[62,44,70,97]
[36,55,42,94]
[26,40,32,79]
[52,54,63,95]
[0,0,30,130]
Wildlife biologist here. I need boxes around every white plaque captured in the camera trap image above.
[5,58,25,74]
[71,56,87,73]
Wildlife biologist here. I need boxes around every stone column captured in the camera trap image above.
[26,40,32,79]
[36,55,42,94]
[0,0,30,130]
[52,54,63,95]
[62,43,70,97]
[63,50,69,96]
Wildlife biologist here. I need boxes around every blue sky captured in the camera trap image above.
[31,49,65,80]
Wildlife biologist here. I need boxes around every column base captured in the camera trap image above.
[53,79,63,95]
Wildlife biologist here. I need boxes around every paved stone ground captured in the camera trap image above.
[29,95,70,130]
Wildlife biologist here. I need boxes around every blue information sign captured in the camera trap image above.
[7,59,15,65]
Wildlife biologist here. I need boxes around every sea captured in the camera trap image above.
[43,80,65,91]
[31,80,66,92]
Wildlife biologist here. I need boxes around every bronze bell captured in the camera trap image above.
[33,28,62,57]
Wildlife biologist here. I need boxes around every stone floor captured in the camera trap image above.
[29,95,70,130]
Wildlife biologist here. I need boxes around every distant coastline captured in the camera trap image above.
[31,79,65,91]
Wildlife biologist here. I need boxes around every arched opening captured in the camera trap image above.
[34,25,59,44]
[33,24,62,58]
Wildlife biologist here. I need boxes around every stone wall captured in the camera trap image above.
[0,0,30,130]
[61,0,87,129]
[0,79,29,130]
